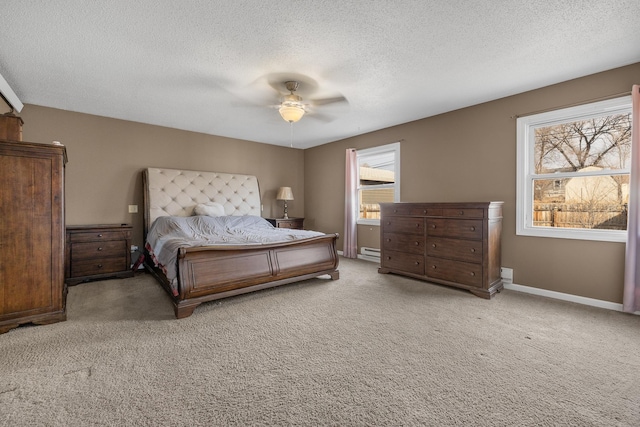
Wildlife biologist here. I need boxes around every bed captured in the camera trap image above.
[143,167,340,319]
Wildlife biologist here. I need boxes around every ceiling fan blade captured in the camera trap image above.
[310,96,348,106]
[307,112,337,123]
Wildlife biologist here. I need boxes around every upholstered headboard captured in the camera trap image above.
[143,167,261,234]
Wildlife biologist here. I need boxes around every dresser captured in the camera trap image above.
[266,217,304,230]
[0,139,67,334]
[66,224,134,285]
[378,202,503,299]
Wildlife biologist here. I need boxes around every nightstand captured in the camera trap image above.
[266,217,304,230]
[65,224,134,285]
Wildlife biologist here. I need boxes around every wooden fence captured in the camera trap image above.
[360,204,381,219]
[533,203,627,230]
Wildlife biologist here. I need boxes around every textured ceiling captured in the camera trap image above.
[1,1,639,149]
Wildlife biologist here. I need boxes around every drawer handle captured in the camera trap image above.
[470,226,476,231]
[432,243,436,248]
[415,223,420,228]
[423,210,427,214]
[97,264,103,269]
[387,221,391,225]
[386,256,391,260]
[432,265,437,269]
[459,210,464,215]
[470,272,475,276]
[470,248,475,253]
[414,242,419,246]
[393,209,397,213]
[386,238,391,242]
[97,247,104,251]
[414,261,420,265]
[97,234,103,237]
[431,224,436,229]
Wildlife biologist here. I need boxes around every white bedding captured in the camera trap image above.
[145,215,324,294]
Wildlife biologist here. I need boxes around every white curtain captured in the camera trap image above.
[343,148,358,258]
[623,85,640,313]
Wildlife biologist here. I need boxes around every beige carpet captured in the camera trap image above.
[1,257,639,426]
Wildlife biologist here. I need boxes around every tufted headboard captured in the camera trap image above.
[143,167,262,235]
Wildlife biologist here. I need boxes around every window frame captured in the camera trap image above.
[356,142,401,226]
[516,96,632,242]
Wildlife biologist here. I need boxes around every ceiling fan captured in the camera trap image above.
[269,78,348,124]
[278,81,306,123]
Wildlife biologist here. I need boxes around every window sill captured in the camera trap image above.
[357,219,380,226]
[516,226,627,243]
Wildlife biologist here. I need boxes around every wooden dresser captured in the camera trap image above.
[378,202,503,299]
[0,139,67,334]
[66,224,133,285]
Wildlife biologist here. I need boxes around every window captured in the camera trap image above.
[516,96,632,242]
[357,142,400,225]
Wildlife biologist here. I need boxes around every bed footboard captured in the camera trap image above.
[156,234,339,318]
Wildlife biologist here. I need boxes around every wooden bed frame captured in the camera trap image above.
[142,167,339,319]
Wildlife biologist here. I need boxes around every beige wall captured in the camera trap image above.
[4,62,637,304]
[304,62,640,304]
[8,106,305,250]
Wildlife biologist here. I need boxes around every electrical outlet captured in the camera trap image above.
[128,205,138,214]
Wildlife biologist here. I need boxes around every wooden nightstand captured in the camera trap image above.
[266,217,304,230]
[65,224,134,285]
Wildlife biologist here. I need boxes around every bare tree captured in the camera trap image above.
[533,113,631,229]
[535,114,631,173]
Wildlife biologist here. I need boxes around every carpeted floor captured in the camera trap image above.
[1,257,639,426]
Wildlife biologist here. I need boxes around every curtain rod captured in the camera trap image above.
[511,91,632,119]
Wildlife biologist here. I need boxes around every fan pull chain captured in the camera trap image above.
[290,122,294,148]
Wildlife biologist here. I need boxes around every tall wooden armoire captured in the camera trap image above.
[0,139,67,334]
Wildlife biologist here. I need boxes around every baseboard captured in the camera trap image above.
[505,283,640,314]
[337,250,380,263]
[338,250,638,314]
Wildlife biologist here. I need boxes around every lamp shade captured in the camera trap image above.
[276,187,294,201]
[279,105,305,123]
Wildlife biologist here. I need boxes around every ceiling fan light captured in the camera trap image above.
[279,105,305,123]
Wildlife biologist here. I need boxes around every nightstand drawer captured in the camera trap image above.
[71,257,128,277]
[71,241,127,260]
[69,230,131,243]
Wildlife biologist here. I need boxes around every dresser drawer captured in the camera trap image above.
[427,219,483,240]
[381,204,443,217]
[427,237,482,263]
[71,241,127,260]
[442,208,484,219]
[70,257,128,277]
[382,233,423,254]
[426,257,483,287]
[382,250,424,275]
[382,217,424,234]
[68,229,131,243]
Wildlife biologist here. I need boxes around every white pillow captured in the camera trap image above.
[193,202,226,217]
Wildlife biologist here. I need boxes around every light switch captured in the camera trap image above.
[128,205,138,214]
